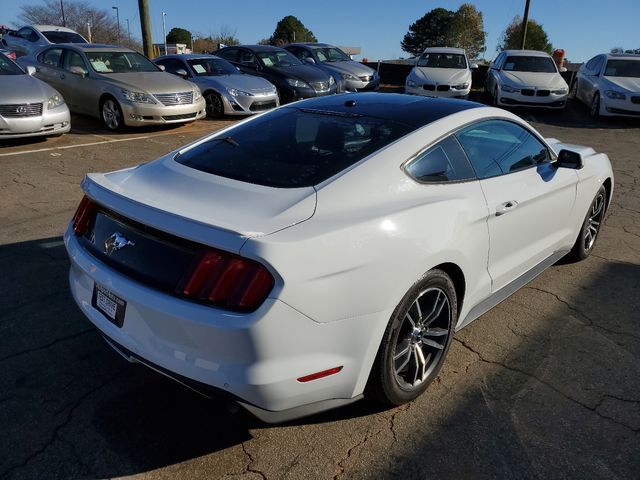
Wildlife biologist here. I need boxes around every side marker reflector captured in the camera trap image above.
[297,366,343,383]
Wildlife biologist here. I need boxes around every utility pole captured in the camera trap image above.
[60,0,66,27]
[162,12,167,55]
[138,0,153,58]
[86,22,92,43]
[112,6,120,45]
[520,0,531,50]
[126,18,130,42]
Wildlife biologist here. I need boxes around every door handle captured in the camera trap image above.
[496,200,519,216]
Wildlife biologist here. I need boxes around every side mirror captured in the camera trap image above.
[554,149,584,170]
[157,64,166,71]
[470,63,478,69]
[559,66,567,73]
[175,68,189,78]
[26,65,36,76]
[303,57,316,65]
[69,65,87,77]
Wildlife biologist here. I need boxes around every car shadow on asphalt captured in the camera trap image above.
[2,235,639,477]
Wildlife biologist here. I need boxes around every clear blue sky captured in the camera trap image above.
[3,0,639,62]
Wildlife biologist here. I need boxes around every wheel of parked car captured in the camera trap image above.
[590,92,601,119]
[492,87,500,107]
[204,91,224,118]
[566,185,607,262]
[570,79,578,100]
[367,269,456,405]
[101,96,124,131]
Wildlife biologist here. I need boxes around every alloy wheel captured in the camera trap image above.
[206,93,223,117]
[102,99,121,130]
[584,190,605,252]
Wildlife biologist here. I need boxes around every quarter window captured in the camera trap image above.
[217,49,239,63]
[39,48,63,68]
[456,120,550,178]
[405,136,476,183]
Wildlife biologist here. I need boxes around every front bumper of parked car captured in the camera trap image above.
[221,91,280,116]
[280,83,338,103]
[65,226,373,423]
[600,94,640,117]
[0,104,70,139]
[341,76,380,92]
[497,87,568,108]
[121,97,207,126]
[405,83,470,99]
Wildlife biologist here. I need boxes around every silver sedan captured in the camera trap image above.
[0,53,70,139]
[154,54,279,117]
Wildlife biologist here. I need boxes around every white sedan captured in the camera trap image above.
[64,93,613,422]
[405,47,477,98]
[573,53,640,118]
[486,50,569,109]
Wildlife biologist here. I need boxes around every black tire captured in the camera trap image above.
[566,185,607,262]
[367,269,457,406]
[100,96,124,131]
[590,92,601,119]
[204,91,224,118]
[570,79,578,101]
[492,87,499,107]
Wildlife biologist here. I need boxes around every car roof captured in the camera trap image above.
[72,44,136,52]
[502,49,551,57]
[422,47,466,54]
[605,53,640,59]
[225,45,286,52]
[287,43,334,48]
[156,54,223,60]
[284,92,482,129]
[32,25,79,33]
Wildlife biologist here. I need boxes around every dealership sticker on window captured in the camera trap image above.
[91,60,112,73]
[193,64,206,73]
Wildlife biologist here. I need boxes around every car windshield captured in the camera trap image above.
[256,50,301,68]
[42,31,87,43]
[604,59,640,78]
[175,107,413,188]
[187,57,238,76]
[0,54,24,75]
[86,51,159,74]
[502,56,557,73]
[417,53,467,69]
[312,47,350,63]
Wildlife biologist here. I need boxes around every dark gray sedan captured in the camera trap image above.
[284,43,379,92]
[154,54,279,118]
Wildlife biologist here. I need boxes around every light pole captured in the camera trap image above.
[126,18,130,42]
[162,12,167,55]
[520,0,531,50]
[60,0,66,27]
[112,6,120,45]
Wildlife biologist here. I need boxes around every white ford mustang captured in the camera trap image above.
[65,93,613,422]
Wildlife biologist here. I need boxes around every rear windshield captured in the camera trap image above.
[503,56,557,73]
[175,108,413,188]
[42,31,87,43]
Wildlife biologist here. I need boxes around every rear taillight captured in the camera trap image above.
[177,248,275,311]
[72,195,97,236]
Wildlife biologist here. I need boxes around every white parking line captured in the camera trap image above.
[0,127,217,158]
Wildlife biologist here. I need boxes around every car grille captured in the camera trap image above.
[0,103,43,117]
[310,81,330,92]
[521,89,535,96]
[536,90,550,97]
[436,85,450,92]
[359,75,372,82]
[631,96,640,105]
[423,84,435,91]
[250,100,277,112]
[153,91,193,106]
[162,113,197,121]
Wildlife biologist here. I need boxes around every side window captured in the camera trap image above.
[63,50,88,73]
[238,50,256,65]
[492,53,504,69]
[287,47,302,59]
[456,120,550,179]
[218,49,238,63]
[592,55,604,75]
[585,56,597,72]
[405,135,476,183]
[157,58,185,74]
[25,28,40,42]
[40,48,63,68]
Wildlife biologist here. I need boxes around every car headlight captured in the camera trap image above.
[407,79,418,88]
[501,84,519,93]
[552,88,569,95]
[47,93,65,109]
[341,73,358,81]
[285,78,311,89]
[329,75,335,85]
[453,82,470,90]
[605,90,626,100]
[228,88,252,97]
[121,89,155,104]
[193,88,202,100]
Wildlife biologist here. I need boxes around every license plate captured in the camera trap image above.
[92,283,126,327]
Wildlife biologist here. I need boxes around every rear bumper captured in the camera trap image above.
[121,98,207,126]
[0,105,70,138]
[64,225,372,422]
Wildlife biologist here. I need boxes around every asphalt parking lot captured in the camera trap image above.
[1,97,639,480]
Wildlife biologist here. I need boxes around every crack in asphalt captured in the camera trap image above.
[0,368,127,479]
[333,425,387,480]
[240,442,267,480]
[0,329,94,364]
[453,338,640,433]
